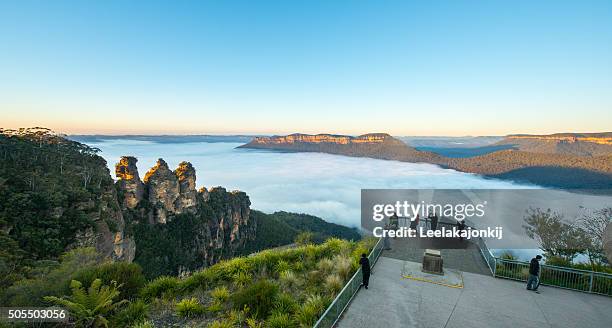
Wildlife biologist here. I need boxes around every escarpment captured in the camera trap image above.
[114,156,256,276]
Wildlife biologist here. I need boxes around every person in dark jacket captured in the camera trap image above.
[359,253,371,289]
[527,255,542,293]
[457,220,466,241]
[431,212,439,231]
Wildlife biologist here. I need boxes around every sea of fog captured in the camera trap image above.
[87,139,537,228]
[86,139,545,260]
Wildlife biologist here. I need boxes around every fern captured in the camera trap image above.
[44,279,127,328]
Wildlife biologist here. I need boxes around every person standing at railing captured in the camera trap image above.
[383,224,392,250]
[527,255,542,293]
[360,253,371,289]
[431,212,438,231]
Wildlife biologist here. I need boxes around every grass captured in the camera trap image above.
[141,237,377,327]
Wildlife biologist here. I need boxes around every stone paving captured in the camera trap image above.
[336,256,612,328]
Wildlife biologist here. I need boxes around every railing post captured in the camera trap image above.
[589,272,594,293]
[492,257,496,277]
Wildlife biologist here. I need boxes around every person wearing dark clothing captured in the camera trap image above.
[431,213,438,231]
[389,212,399,229]
[359,253,371,289]
[527,255,542,293]
[457,220,466,241]
[410,214,420,230]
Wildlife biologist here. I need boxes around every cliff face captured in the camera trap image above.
[238,132,612,189]
[240,133,442,162]
[0,129,136,264]
[175,161,198,213]
[115,156,144,210]
[143,159,180,224]
[248,133,394,145]
[498,133,612,156]
[114,157,256,274]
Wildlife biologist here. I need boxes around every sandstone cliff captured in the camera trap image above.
[497,133,612,156]
[115,156,144,209]
[239,133,443,163]
[114,157,256,275]
[238,132,612,189]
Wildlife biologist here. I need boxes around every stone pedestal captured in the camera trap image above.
[422,249,443,275]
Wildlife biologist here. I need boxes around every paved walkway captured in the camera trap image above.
[382,234,490,275]
[337,256,612,328]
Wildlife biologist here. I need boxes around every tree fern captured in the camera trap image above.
[44,279,126,327]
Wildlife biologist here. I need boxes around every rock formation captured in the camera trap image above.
[175,161,198,213]
[114,157,256,273]
[115,156,144,209]
[143,159,180,223]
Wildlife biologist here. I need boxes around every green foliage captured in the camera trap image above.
[131,321,154,328]
[211,286,231,302]
[295,231,314,246]
[273,293,297,314]
[231,279,279,319]
[111,300,148,328]
[1,247,100,306]
[208,319,234,328]
[241,210,361,254]
[324,274,343,294]
[73,261,146,300]
[267,312,293,328]
[44,278,127,328]
[175,297,205,318]
[0,129,114,277]
[139,276,180,300]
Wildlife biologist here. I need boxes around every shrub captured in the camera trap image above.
[227,309,247,326]
[2,247,100,307]
[294,302,319,327]
[73,261,146,300]
[317,258,334,274]
[324,274,343,294]
[267,312,293,328]
[180,269,216,292]
[211,286,231,302]
[275,260,291,274]
[273,293,297,314]
[44,279,127,328]
[176,297,205,318]
[231,279,279,319]
[207,301,223,313]
[140,276,180,300]
[233,271,253,288]
[295,231,314,246]
[112,299,148,327]
[305,294,327,314]
[334,255,353,280]
[132,320,154,328]
[279,270,299,288]
[208,319,234,328]
[499,251,517,261]
[246,317,264,328]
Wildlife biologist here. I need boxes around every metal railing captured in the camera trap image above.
[313,238,384,328]
[470,234,612,296]
[493,258,612,296]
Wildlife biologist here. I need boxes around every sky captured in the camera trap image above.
[1,0,611,136]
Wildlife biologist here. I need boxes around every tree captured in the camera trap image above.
[577,207,612,267]
[44,279,127,328]
[523,208,571,258]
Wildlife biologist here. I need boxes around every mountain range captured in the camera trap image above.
[239,132,612,189]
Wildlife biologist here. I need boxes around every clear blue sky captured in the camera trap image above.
[1,0,611,136]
